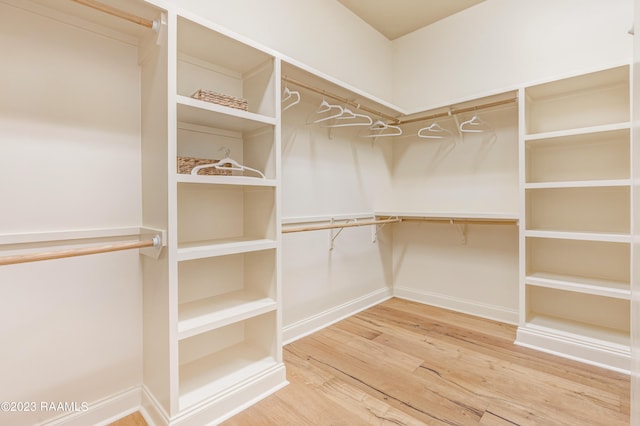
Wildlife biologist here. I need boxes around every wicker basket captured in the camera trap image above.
[177,156,232,176]
[191,89,248,111]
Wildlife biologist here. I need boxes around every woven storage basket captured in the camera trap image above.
[191,89,248,111]
[177,157,232,176]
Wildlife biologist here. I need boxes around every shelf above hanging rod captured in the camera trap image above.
[0,227,166,266]
[283,72,517,128]
[71,0,158,31]
[282,76,401,123]
[0,235,162,267]
[396,97,518,126]
[377,215,518,226]
[282,217,402,234]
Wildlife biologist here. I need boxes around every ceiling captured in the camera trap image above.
[337,0,485,40]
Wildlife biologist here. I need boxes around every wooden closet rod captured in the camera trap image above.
[0,236,161,267]
[282,218,401,234]
[71,0,156,29]
[283,74,517,126]
[282,76,401,123]
[386,217,518,226]
[396,97,518,126]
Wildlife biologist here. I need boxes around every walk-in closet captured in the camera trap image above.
[0,0,637,425]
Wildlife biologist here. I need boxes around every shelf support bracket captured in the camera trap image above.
[372,216,397,243]
[451,220,467,245]
[329,218,348,250]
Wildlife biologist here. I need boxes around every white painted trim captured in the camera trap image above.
[141,385,170,426]
[170,364,287,426]
[39,386,142,426]
[141,366,287,426]
[283,287,393,344]
[516,326,631,374]
[393,286,519,325]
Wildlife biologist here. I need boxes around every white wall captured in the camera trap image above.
[0,3,143,424]
[384,104,520,324]
[162,0,394,102]
[384,104,519,213]
[392,222,519,323]
[393,0,634,111]
[280,95,393,340]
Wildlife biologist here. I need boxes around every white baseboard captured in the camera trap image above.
[142,364,287,426]
[282,287,393,345]
[39,386,141,426]
[140,385,169,426]
[393,286,519,325]
[516,325,631,374]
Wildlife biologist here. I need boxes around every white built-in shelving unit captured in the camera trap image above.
[168,12,285,419]
[516,65,632,372]
[3,1,634,424]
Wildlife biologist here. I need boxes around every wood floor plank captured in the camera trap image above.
[361,302,628,398]
[285,348,428,425]
[107,412,147,426]
[290,330,486,424]
[222,298,630,425]
[365,310,627,424]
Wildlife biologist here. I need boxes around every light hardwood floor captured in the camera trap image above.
[224,298,629,425]
[115,298,630,425]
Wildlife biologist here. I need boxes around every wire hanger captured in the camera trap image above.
[190,147,266,179]
[417,122,454,139]
[361,119,402,138]
[282,86,300,112]
[459,115,492,133]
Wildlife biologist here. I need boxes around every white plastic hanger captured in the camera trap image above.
[282,86,300,112]
[361,119,402,138]
[417,122,454,139]
[459,115,491,133]
[309,99,344,124]
[323,107,373,128]
[190,148,266,179]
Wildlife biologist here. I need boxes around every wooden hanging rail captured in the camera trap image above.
[0,236,161,267]
[377,215,518,226]
[71,0,156,29]
[282,74,517,127]
[282,76,401,123]
[396,97,518,126]
[282,217,402,234]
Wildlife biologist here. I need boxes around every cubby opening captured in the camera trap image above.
[525,66,629,134]
[525,186,630,234]
[177,183,276,246]
[525,129,629,183]
[526,237,630,289]
[178,311,278,410]
[177,122,276,180]
[177,250,277,339]
[526,286,629,346]
[177,17,275,117]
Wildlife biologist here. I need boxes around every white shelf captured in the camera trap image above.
[177,95,276,132]
[524,179,630,189]
[524,230,630,243]
[524,314,630,349]
[524,122,631,141]
[177,174,276,187]
[525,272,630,300]
[178,291,277,340]
[177,238,277,261]
[375,211,519,221]
[179,342,278,411]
